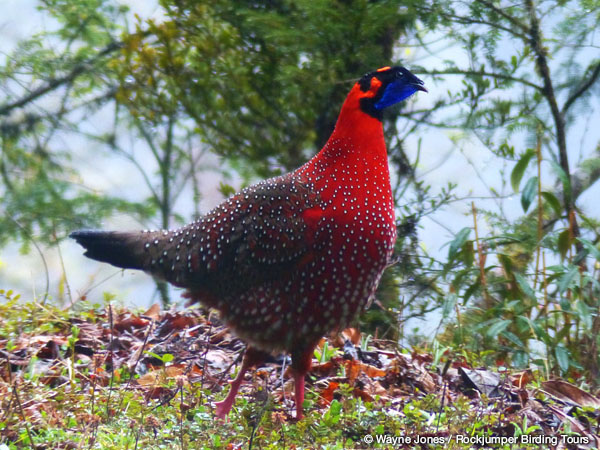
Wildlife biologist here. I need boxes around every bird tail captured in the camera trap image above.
[70,230,149,271]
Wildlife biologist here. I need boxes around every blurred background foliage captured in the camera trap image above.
[1,0,600,383]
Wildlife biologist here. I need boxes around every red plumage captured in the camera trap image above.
[71,66,426,419]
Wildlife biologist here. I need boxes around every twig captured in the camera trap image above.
[436,380,449,431]
[248,378,270,450]
[199,320,213,396]
[8,352,35,448]
[54,228,73,305]
[7,217,49,304]
[117,315,155,413]
[472,202,489,302]
[562,62,600,114]
[534,132,543,289]
[0,41,123,116]
[179,382,186,450]
[106,303,115,420]
[418,69,543,92]
[473,0,530,35]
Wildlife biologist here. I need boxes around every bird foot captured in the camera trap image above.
[214,373,246,420]
[214,399,234,421]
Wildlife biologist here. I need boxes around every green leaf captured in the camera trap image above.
[514,272,535,299]
[512,351,529,368]
[558,266,579,293]
[555,345,570,372]
[557,229,572,260]
[461,240,475,266]
[523,316,551,344]
[575,301,592,330]
[486,319,511,338]
[511,148,535,192]
[541,191,562,216]
[560,297,572,311]
[521,176,538,212]
[448,227,471,260]
[577,238,600,262]
[549,160,572,201]
[442,294,457,319]
[501,330,525,349]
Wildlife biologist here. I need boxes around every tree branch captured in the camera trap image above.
[416,5,529,41]
[0,41,123,117]
[562,61,600,114]
[419,68,543,91]
[473,0,530,35]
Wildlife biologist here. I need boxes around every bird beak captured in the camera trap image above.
[412,83,428,93]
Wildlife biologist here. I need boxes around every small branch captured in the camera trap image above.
[7,217,49,304]
[419,69,543,92]
[534,132,543,289]
[416,5,529,41]
[524,0,582,251]
[8,355,35,449]
[562,62,600,114]
[0,41,123,117]
[471,202,489,303]
[473,0,530,35]
[105,303,115,420]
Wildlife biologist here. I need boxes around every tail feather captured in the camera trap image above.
[70,230,147,271]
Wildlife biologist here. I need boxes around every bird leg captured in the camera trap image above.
[293,370,306,420]
[291,344,318,420]
[215,347,266,420]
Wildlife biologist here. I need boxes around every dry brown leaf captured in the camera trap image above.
[341,328,361,345]
[319,381,339,405]
[352,387,374,402]
[204,349,234,373]
[360,363,386,378]
[143,303,161,321]
[416,367,436,393]
[144,386,173,401]
[159,313,197,334]
[114,315,150,332]
[344,359,361,384]
[542,380,600,408]
[546,404,600,448]
[137,365,184,387]
[311,360,338,376]
[510,369,534,388]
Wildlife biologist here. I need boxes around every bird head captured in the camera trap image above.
[357,66,426,119]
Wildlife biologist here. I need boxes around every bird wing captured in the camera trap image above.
[161,173,323,294]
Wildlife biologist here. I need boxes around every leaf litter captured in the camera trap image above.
[0,301,599,449]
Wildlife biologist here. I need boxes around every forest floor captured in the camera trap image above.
[0,294,599,449]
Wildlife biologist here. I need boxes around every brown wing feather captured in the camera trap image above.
[148,174,321,296]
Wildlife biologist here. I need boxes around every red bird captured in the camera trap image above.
[71,66,426,419]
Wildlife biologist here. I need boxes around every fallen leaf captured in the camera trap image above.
[541,380,600,408]
[137,365,184,387]
[510,370,534,388]
[143,304,161,321]
[320,381,339,405]
[341,328,361,345]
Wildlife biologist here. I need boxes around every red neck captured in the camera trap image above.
[319,83,386,161]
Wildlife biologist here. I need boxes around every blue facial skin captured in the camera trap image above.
[374,72,426,110]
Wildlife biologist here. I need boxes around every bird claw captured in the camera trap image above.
[214,400,232,421]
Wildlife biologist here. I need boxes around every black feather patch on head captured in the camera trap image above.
[358,66,424,119]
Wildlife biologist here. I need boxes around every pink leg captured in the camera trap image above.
[291,343,318,420]
[215,363,249,419]
[214,347,265,420]
[293,371,305,420]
